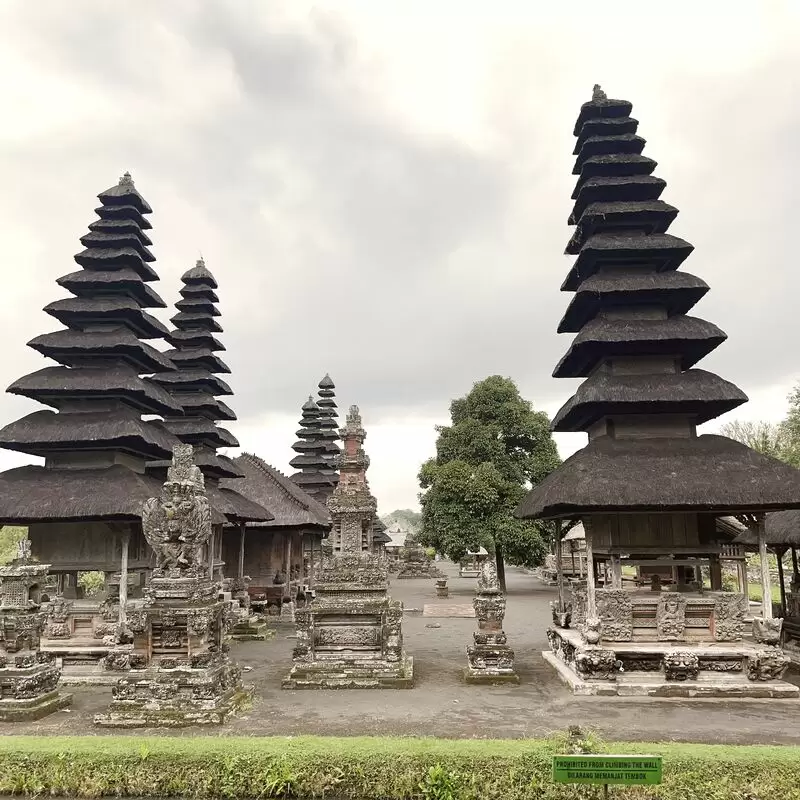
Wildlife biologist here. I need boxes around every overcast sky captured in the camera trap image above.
[1,1,799,513]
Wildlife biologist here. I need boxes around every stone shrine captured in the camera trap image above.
[0,540,72,720]
[396,531,445,580]
[464,561,518,684]
[283,406,413,689]
[95,445,246,727]
[517,87,800,698]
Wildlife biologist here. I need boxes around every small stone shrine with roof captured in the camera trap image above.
[0,540,72,720]
[464,560,518,684]
[0,173,181,667]
[96,445,245,727]
[516,87,800,698]
[283,406,413,689]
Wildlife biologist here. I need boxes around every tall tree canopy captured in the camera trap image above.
[719,382,800,467]
[418,375,560,589]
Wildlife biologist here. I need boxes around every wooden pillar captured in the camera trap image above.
[709,554,723,591]
[238,524,246,580]
[610,554,623,589]
[792,546,799,577]
[118,527,130,629]
[284,533,291,588]
[777,547,787,617]
[555,520,565,611]
[737,560,748,596]
[308,535,316,588]
[585,521,597,620]
[757,515,772,619]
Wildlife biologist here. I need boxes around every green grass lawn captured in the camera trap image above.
[1,734,800,799]
[747,582,782,604]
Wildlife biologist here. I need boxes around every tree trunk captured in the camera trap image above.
[495,540,507,593]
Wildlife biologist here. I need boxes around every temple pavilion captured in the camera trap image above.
[517,88,800,697]
[0,174,181,596]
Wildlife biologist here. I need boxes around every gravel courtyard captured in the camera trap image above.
[3,561,799,744]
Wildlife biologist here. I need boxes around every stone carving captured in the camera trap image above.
[395,531,445,580]
[656,593,687,641]
[283,407,413,689]
[712,592,746,641]
[464,561,518,684]
[699,659,743,673]
[752,617,783,645]
[662,651,699,681]
[95,446,247,727]
[747,648,789,682]
[0,548,71,720]
[571,583,587,629]
[141,444,212,577]
[574,648,619,681]
[595,589,633,641]
[584,616,602,645]
[550,600,572,628]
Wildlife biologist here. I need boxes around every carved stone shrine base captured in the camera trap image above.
[544,626,798,698]
[464,639,519,685]
[396,562,445,580]
[283,596,413,689]
[230,616,270,642]
[0,660,72,721]
[93,660,248,728]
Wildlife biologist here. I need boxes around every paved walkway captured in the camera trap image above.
[4,561,800,743]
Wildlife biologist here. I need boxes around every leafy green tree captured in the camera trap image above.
[418,375,560,590]
[780,384,800,467]
[0,526,27,565]
[718,420,787,460]
[381,509,422,532]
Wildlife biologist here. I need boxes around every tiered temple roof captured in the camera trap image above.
[149,259,270,524]
[315,374,341,487]
[289,393,337,502]
[517,88,800,519]
[0,173,179,521]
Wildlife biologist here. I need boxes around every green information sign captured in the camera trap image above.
[552,755,663,786]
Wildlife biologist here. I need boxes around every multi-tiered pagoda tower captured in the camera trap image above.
[284,405,412,689]
[150,259,272,573]
[0,174,179,585]
[517,88,800,697]
[289,397,334,502]
[315,374,341,495]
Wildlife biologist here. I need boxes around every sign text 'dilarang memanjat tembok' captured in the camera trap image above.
[552,755,663,786]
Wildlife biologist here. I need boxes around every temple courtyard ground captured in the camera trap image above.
[3,560,800,743]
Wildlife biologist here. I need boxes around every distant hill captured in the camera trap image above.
[380,509,421,533]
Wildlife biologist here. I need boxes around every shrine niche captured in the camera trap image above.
[95,445,247,727]
[0,541,72,720]
[283,406,413,689]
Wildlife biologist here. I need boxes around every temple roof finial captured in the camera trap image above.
[592,84,607,101]
[119,171,134,186]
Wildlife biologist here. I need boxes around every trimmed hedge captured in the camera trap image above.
[0,734,799,799]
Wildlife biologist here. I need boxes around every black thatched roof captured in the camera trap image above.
[8,365,182,417]
[0,464,169,524]
[221,453,331,530]
[181,260,219,287]
[28,329,175,373]
[151,369,232,396]
[165,328,225,351]
[170,312,223,332]
[170,392,236,421]
[164,348,231,373]
[516,89,780,521]
[95,203,151,231]
[553,315,727,378]
[57,268,166,309]
[79,230,154,262]
[180,283,219,303]
[44,297,169,339]
[516,435,800,519]
[0,408,178,460]
[551,368,747,432]
[562,233,694,291]
[147,450,244,482]
[97,172,153,214]
[87,216,153,246]
[162,417,239,448]
[558,271,709,333]
[734,511,800,549]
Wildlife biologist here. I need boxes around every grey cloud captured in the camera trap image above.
[1,0,799,454]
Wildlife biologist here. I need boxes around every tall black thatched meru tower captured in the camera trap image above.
[517,88,800,696]
[315,374,341,491]
[0,173,182,581]
[289,396,334,503]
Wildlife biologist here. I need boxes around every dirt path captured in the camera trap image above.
[3,562,799,744]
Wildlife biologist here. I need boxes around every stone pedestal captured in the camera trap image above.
[95,445,248,727]
[436,579,449,598]
[396,533,445,579]
[226,577,268,642]
[464,562,518,684]
[0,543,72,721]
[283,552,413,689]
